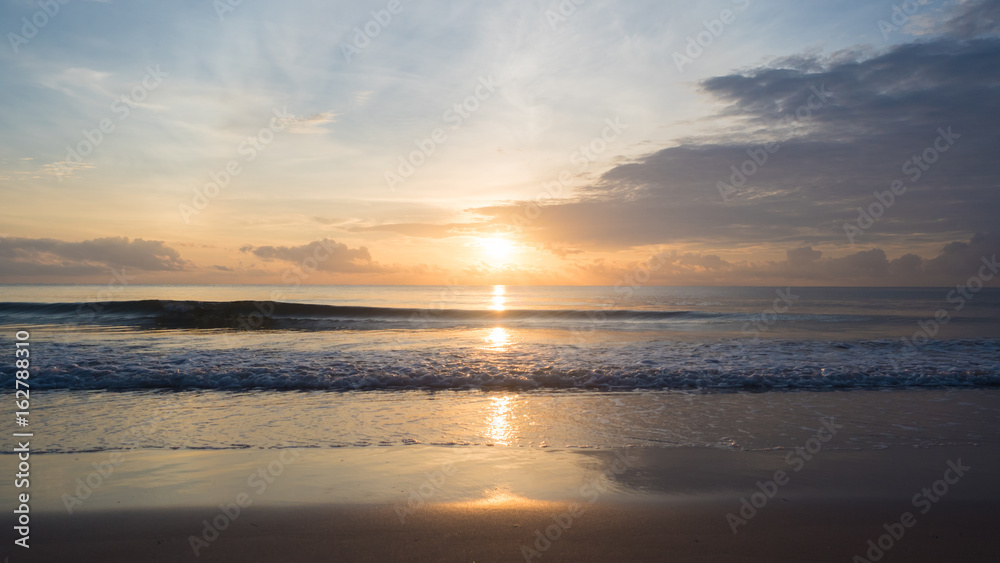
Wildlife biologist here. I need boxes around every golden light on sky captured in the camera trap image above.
[1,0,997,287]
[477,237,518,266]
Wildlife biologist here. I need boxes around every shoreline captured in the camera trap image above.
[16,387,1000,453]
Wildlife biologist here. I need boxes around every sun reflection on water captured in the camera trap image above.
[491,284,506,311]
[484,326,510,350]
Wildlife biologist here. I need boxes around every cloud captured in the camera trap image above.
[349,222,492,239]
[0,236,188,276]
[286,111,338,134]
[581,233,1000,286]
[312,216,348,225]
[240,238,389,273]
[467,5,1000,254]
[350,223,459,238]
[40,161,97,179]
[932,0,1000,38]
[786,246,823,265]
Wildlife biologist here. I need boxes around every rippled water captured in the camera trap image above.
[2,285,999,391]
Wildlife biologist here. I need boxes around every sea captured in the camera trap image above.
[2,284,999,454]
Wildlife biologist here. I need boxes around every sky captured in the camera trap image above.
[0,0,998,286]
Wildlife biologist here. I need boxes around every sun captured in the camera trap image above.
[477,236,517,263]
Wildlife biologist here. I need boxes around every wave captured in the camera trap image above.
[0,299,872,330]
[12,353,1000,391]
[4,334,999,391]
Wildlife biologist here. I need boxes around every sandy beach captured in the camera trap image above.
[7,441,999,562]
[19,499,998,562]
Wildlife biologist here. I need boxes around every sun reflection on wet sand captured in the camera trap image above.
[448,484,560,510]
[486,394,516,445]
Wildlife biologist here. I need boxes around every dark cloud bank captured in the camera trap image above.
[0,236,187,277]
[240,239,389,273]
[609,233,1000,287]
[0,236,389,280]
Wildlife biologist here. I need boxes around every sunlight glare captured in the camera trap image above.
[450,485,557,510]
[485,326,509,349]
[478,237,517,264]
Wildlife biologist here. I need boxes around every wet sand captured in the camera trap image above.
[4,444,999,562]
[16,499,998,562]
